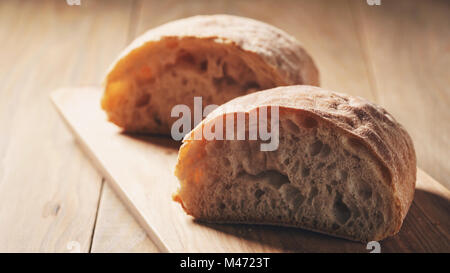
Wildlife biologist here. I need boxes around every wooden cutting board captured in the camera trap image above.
[51,87,450,253]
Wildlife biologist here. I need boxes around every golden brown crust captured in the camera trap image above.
[183,85,416,238]
[104,14,319,87]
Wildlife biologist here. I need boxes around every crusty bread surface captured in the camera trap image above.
[174,85,416,242]
[101,15,319,134]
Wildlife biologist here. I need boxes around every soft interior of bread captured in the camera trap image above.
[102,37,284,134]
[175,111,396,241]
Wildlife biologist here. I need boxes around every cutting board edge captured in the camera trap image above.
[50,88,173,253]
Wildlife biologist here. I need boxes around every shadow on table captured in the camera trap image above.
[121,132,182,151]
[195,220,365,253]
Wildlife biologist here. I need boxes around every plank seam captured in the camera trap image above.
[347,0,379,102]
[126,0,143,43]
[88,178,105,253]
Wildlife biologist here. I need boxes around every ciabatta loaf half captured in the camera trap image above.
[174,85,416,242]
[101,15,319,134]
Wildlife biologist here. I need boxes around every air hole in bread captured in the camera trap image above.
[176,50,196,65]
[321,144,331,157]
[362,208,369,219]
[337,170,348,181]
[333,194,351,225]
[213,75,237,91]
[375,211,385,226]
[242,81,261,92]
[135,93,151,107]
[358,180,373,200]
[312,219,318,228]
[285,119,300,133]
[302,167,310,177]
[200,60,208,72]
[254,189,265,199]
[262,171,289,189]
[307,187,318,205]
[280,184,305,210]
[310,140,323,156]
[303,117,318,128]
[153,114,162,126]
[327,162,336,170]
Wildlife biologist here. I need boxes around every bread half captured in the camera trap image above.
[174,85,416,242]
[101,15,319,134]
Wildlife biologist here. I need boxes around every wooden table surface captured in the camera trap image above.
[0,0,448,253]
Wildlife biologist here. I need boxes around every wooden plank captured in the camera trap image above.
[51,86,450,252]
[351,0,450,188]
[0,0,134,252]
[90,183,159,253]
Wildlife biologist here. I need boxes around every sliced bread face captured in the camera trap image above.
[101,15,319,134]
[174,86,416,242]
